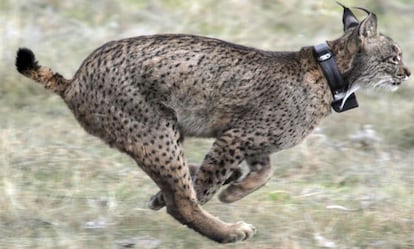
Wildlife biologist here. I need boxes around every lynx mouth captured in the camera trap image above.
[391,74,410,86]
[366,76,403,92]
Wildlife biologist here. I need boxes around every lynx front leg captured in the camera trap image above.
[194,130,246,205]
[219,154,273,203]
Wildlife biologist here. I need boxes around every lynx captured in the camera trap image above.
[16,4,409,243]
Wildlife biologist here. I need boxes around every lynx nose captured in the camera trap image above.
[399,65,411,80]
[404,66,411,78]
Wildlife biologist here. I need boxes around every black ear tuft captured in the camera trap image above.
[16,48,39,73]
[337,1,359,31]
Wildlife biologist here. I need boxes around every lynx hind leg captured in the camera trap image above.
[148,164,198,210]
[133,126,255,243]
[219,154,273,203]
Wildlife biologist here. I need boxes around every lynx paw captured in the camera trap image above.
[219,167,272,203]
[219,182,264,203]
[222,222,256,243]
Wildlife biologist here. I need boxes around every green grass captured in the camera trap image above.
[1,0,413,248]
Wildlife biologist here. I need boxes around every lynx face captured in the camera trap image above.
[353,35,410,91]
[341,12,411,93]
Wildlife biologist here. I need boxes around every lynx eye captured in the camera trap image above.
[388,55,400,64]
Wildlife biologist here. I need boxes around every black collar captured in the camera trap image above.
[313,42,358,113]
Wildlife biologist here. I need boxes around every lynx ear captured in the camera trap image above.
[357,12,378,39]
[337,2,359,31]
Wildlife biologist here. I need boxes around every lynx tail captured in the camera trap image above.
[16,48,70,95]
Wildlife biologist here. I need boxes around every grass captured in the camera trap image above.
[1,0,413,248]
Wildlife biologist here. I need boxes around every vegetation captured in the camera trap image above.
[1,0,413,248]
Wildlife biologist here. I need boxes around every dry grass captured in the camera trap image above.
[1,0,413,248]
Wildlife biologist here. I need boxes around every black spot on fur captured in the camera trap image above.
[16,48,40,73]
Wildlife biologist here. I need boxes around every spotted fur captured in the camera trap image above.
[16,6,409,243]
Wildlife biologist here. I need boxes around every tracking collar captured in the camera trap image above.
[313,42,358,112]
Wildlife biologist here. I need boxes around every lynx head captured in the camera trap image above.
[331,3,410,95]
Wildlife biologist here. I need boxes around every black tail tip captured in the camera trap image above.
[16,48,39,74]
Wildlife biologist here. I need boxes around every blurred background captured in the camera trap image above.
[0,0,413,248]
